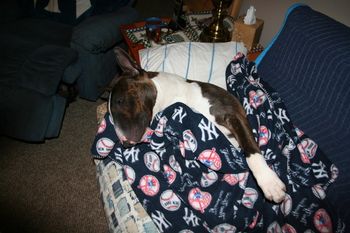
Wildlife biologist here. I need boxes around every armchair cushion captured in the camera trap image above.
[1,31,77,96]
[20,45,77,96]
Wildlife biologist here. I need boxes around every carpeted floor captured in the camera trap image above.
[0,98,108,233]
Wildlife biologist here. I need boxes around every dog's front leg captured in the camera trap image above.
[246,153,286,203]
[214,111,286,203]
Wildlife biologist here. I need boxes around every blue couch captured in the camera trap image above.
[256,4,350,226]
[92,4,349,232]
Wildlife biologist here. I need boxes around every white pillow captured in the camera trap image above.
[139,42,247,90]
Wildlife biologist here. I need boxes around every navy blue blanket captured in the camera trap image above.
[91,55,345,232]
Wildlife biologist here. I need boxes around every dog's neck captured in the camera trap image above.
[151,72,199,117]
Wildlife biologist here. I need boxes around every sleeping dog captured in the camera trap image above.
[109,47,286,203]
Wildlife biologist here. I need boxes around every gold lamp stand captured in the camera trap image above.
[200,0,232,42]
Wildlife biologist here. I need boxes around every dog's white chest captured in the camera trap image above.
[151,73,213,120]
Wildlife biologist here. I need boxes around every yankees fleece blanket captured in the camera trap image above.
[91,54,345,232]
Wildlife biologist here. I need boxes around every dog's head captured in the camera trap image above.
[109,47,158,147]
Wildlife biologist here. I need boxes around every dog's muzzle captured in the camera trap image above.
[114,127,153,148]
[108,93,153,147]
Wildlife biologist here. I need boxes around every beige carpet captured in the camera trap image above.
[0,98,108,233]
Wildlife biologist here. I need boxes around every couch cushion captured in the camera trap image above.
[257,5,350,223]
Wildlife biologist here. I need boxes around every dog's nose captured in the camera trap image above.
[122,141,135,148]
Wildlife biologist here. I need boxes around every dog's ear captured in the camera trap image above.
[105,74,120,92]
[114,47,142,76]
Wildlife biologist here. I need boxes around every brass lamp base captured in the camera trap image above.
[199,23,231,42]
[200,0,232,43]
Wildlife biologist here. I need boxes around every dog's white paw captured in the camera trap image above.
[246,153,286,203]
[254,167,286,203]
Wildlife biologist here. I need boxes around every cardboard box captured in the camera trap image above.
[232,16,264,50]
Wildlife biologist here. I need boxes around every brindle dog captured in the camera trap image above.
[109,47,286,203]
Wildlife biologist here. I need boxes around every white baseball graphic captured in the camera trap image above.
[330,164,339,180]
[183,129,198,152]
[123,165,136,184]
[200,171,218,187]
[96,137,115,157]
[160,189,181,211]
[144,152,160,172]
[242,187,258,209]
[213,223,237,233]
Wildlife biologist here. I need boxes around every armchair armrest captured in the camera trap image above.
[71,6,139,53]
[20,44,77,96]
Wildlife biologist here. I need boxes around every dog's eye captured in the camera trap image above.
[115,98,124,105]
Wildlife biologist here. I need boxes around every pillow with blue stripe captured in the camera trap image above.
[139,42,247,90]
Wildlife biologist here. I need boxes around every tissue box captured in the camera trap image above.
[232,16,264,50]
